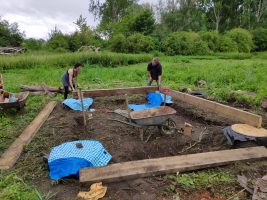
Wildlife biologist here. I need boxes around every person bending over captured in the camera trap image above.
[61,63,82,99]
[147,57,162,87]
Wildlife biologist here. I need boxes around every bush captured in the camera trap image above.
[217,36,238,52]
[226,28,253,53]
[199,31,220,52]
[192,40,211,55]
[125,33,155,53]
[110,34,127,53]
[163,32,209,55]
[253,28,267,51]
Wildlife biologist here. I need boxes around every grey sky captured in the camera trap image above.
[0,0,155,39]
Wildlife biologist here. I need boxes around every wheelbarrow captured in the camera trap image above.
[108,106,180,142]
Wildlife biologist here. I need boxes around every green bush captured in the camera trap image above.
[125,33,155,53]
[200,31,220,52]
[163,32,210,55]
[226,28,253,53]
[217,36,238,52]
[192,40,211,55]
[110,34,127,53]
[253,28,267,51]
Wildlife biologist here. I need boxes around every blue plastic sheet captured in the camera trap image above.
[62,98,93,111]
[48,140,112,180]
[129,92,172,111]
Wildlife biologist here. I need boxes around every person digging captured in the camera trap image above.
[147,57,162,89]
[61,63,82,99]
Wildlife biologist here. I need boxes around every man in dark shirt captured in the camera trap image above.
[147,57,162,87]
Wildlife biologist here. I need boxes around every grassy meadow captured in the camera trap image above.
[1,51,267,199]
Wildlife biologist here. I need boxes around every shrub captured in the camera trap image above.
[217,36,238,52]
[253,28,267,51]
[163,32,200,55]
[199,31,220,52]
[110,34,127,53]
[125,33,155,53]
[192,40,211,55]
[226,28,253,53]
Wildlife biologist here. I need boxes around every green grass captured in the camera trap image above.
[164,170,236,198]
[0,51,152,69]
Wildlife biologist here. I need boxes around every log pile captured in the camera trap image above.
[20,84,64,96]
[0,47,27,55]
[78,46,101,53]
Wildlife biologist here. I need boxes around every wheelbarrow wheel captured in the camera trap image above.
[160,118,176,135]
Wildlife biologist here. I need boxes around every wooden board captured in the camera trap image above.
[80,146,267,183]
[72,86,158,98]
[232,124,267,137]
[0,101,57,170]
[169,90,262,128]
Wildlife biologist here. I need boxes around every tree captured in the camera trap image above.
[130,9,155,35]
[89,0,137,25]
[0,17,24,47]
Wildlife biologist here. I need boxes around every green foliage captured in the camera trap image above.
[192,40,211,55]
[166,170,235,190]
[125,33,155,53]
[22,38,45,51]
[217,35,238,52]
[110,34,127,52]
[226,28,253,53]
[46,33,69,51]
[0,173,40,200]
[130,9,155,35]
[0,52,151,69]
[253,28,267,51]
[163,32,202,55]
[200,31,220,52]
[0,18,24,47]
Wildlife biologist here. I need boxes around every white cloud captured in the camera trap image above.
[0,0,156,39]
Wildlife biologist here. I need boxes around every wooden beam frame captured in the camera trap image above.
[169,90,262,128]
[80,146,267,183]
[0,101,57,170]
[72,86,158,98]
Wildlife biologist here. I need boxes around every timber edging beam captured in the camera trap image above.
[169,89,262,128]
[72,86,158,98]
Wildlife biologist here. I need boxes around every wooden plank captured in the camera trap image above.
[169,90,262,128]
[80,146,267,183]
[0,101,57,170]
[72,86,158,98]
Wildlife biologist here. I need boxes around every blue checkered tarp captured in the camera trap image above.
[48,140,112,180]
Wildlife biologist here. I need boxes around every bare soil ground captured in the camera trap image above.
[13,95,266,200]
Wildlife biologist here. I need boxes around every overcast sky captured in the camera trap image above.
[0,0,155,39]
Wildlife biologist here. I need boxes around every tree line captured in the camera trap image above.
[1,0,267,55]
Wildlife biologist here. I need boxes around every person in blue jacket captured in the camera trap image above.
[61,63,82,99]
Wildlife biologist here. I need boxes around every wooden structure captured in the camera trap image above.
[0,91,29,110]
[0,101,57,170]
[0,74,3,89]
[0,47,26,55]
[72,86,158,98]
[73,86,263,128]
[80,146,267,183]
[169,89,262,128]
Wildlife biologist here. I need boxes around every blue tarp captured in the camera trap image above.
[48,140,112,180]
[129,92,172,111]
[62,98,93,111]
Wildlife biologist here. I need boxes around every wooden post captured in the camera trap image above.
[0,74,3,90]
[125,94,131,121]
[78,88,87,127]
